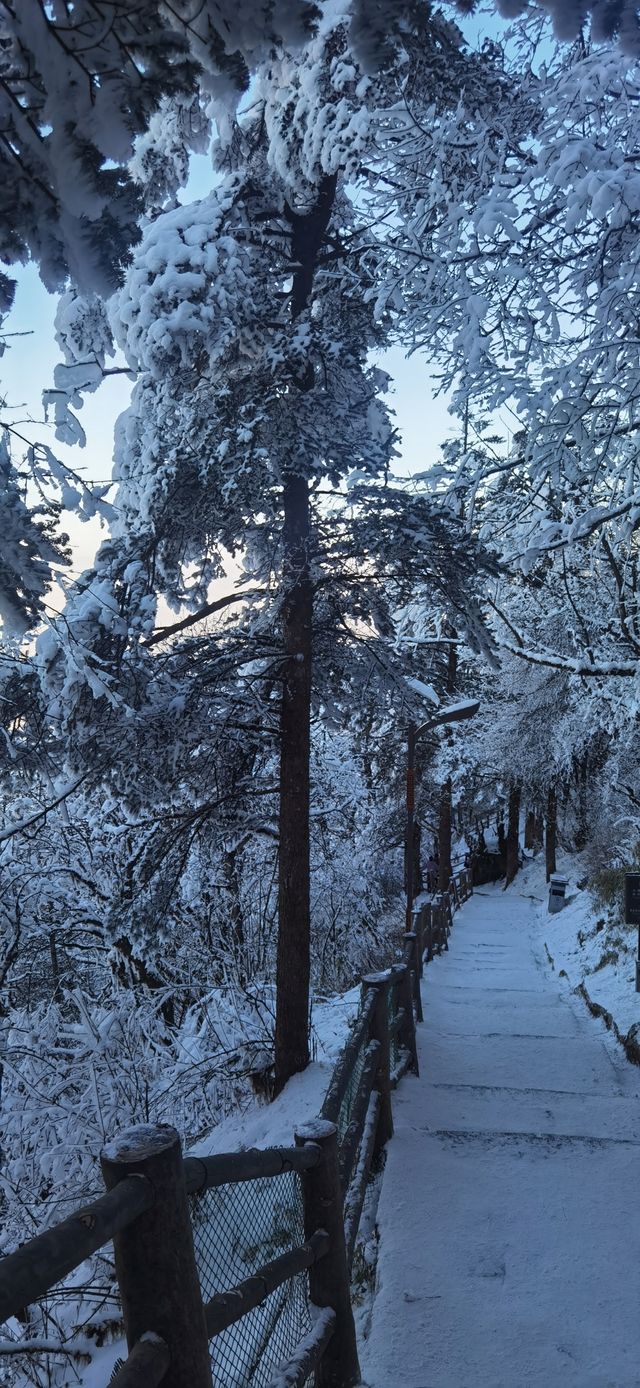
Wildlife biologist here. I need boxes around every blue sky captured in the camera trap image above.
[2,213,456,582]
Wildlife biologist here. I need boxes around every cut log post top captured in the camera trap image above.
[101,1124,213,1388]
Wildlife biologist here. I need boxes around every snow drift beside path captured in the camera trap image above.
[192,988,361,1157]
[516,856,639,1059]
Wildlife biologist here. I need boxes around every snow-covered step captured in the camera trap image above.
[403,1081,640,1145]
[361,886,640,1388]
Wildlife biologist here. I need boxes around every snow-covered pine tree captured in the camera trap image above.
[0,430,70,636]
[384,28,640,564]
[31,5,512,1088]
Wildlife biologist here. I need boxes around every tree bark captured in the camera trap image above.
[524,809,536,850]
[437,635,457,893]
[273,176,337,1094]
[222,845,246,984]
[274,474,313,1091]
[504,783,521,886]
[111,935,175,1027]
[437,777,452,892]
[546,784,557,881]
[575,756,589,850]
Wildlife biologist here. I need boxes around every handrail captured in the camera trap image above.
[0,866,473,1388]
[320,987,377,1125]
[388,1006,406,1039]
[203,1229,330,1337]
[0,1174,153,1326]
[184,1142,321,1194]
[338,1041,379,1192]
[343,1091,381,1268]
[264,1308,336,1388]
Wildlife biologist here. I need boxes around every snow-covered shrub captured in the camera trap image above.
[0,983,275,1384]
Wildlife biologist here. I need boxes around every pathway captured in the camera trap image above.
[361,886,640,1388]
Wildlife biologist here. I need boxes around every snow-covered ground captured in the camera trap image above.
[192,986,361,1157]
[523,855,640,1055]
[3,989,362,1388]
[11,862,640,1388]
[361,882,640,1387]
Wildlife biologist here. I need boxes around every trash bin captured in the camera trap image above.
[548,872,567,913]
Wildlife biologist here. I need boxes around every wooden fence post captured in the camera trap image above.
[295,1120,361,1388]
[361,971,394,1155]
[441,896,450,949]
[101,1124,213,1388]
[412,908,424,978]
[391,962,419,1076]
[403,931,423,1023]
[424,902,434,962]
[433,896,447,952]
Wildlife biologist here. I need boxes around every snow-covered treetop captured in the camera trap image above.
[497,0,640,54]
[106,131,393,607]
[2,0,636,298]
[377,31,640,560]
[0,0,318,294]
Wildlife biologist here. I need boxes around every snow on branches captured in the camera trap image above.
[0,432,69,636]
[108,146,392,610]
[0,0,319,293]
[376,35,640,562]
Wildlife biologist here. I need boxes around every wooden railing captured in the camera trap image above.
[0,868,473,1388]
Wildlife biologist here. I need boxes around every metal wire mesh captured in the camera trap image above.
[190,1171,313,1387]
[334,1024,369,1149]
[388,977,401,1075]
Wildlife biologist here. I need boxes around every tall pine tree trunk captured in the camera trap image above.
[504,783,521,886]
[546,785,557,881]
[274,474,313,1090]
[437,776,452,892]
[575,757,589,850]
[437,635,457,893]
[273,176,337,1094]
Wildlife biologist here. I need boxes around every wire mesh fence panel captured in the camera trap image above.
[334,1025,369,1150]
[387,981,400,1075]
[190,1171,313,1387]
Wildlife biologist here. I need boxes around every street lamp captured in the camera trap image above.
[405,698,480,931]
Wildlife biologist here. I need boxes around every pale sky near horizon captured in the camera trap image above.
[2,228,458,583]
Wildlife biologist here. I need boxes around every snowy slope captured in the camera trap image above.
[520,856,640,1053]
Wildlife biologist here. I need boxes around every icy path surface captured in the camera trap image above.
[361,887,640,1388]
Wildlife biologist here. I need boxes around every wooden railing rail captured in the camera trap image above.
[203,1229,330,1337]
[0,1174,153,1326]
[0,865,474,1388]
[338,1041,380,1192]
[264,1309,336,1388]
[343,1090,381,1269]
[320,988,377,1127]
[183,1142,321,1193]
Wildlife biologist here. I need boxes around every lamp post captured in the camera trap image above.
[405,699,480,931]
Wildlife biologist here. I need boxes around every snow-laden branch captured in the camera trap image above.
[497,638,637,678]
[144,589,266,647]
[0,774,93,843]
